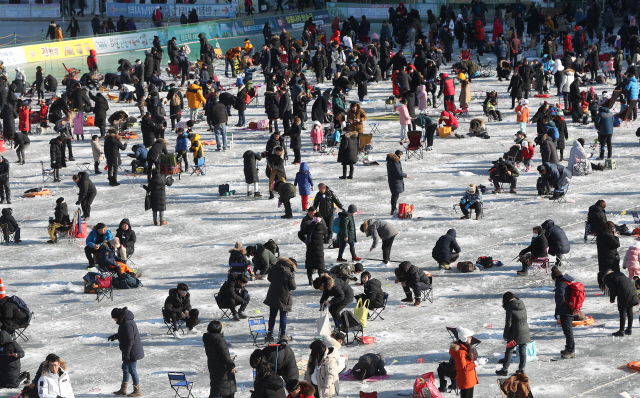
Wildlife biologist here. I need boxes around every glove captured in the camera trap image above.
[243,291,248,299]
[108,334,117,341]
[75,201,81,205]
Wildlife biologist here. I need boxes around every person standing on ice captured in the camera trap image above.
[386,150,408,216]
[551,266,577,359]
[496,292,530,376]
[108,307,144,397]
[449,326,486,398]
[203,321,237,398]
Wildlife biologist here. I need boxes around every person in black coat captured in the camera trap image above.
[391,50,408,73]
[143,50,154,83]
[541,219,570,266]
[89,92,109,137]
[250,341,298,382]
[278,87,292,134]
[163,283,199,335]
[48,94,69,125]
[352,353,387,380]
[251,362,286,398]
[146,138,167,182]
[0,295,28,334]
[588,200,608,235]
[600,269,640,336]
[264,91,280,133]
[507,69,524,108]
[108,307,144,396]
[310,183,344,243]
[517,225,549,276]
[395,261,431,305]
[103,132,127,186]
[1,103,17,141]
[141,113,157,148]
[597,221,621,273]
[143,169,173,226]
[298,215,328,283]
[216,273,250,320]
[337,131,358,179]
[243,150,262,197]
[386,150,407,216]
[354,271,385,309]
[284,117,302,164]
[520,59,534,99]
[235,85,247,127]
[203,321,237,398]
[0,330,24,388]
[115,218,136,258]
[49,136,65,182]
[313,273,354,327]
[44,74,57,93]
[432,229,461,267]
[311,90,329,123]
[0,208,19,242]
[166,85,184,130]
[263,257,297,341]
[72,172,96,220]
[379,40,392,79]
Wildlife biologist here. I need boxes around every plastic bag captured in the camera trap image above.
[316,310,332,336]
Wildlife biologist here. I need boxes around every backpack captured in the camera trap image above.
[171,91,181,107]
[477,256,493,268]
[545,125,559,140]
[263,239,279,255]
[10,296,29,315]
[457,261,475,273]
[536,177,551,195]
[332,218,342,234]
[83,272,103,294]
[564,280,585,314]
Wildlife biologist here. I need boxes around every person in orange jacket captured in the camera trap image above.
[449,326,487,398]
[225,47,241,77]
[514,99,530,132]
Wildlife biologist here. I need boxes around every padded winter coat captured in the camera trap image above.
[104,133,127,166]
[386,153,407,194]
[417,85,428,111]
[554,273,575,317]
[304,346,340,398]
[256,345,298,384]
[362,278,385,308]
[540,162,571,189]
[365,219,398,248]
[567,140,592,174]
[449,342,477,390]
[265,92,280,120]
[603,271,639,311]
[346,106,367,133]
[243,150,261,185]
[263,257,297,312]
[115,218,136,254]
[336,211,356,243]
[75,171,96,202]
[520,231,548,258]
[352,353,386,380]
[144,173,173,211]
[597,231,621,273]
[115,309,144,362]
[595,106,614,135]
[203,332,237,397]
[186,84,206,109]
[298,221,327,270]
[432,229,461,263]
[540,135,559,164]
[398,261,431,285]
[0,330,23,388]
[311,187,343,217]
[294,163,313,196]
[396,104,411,125]
[319,274,354,306]
[560,69,574,93]
[164,288,193,319]
[503,298,531,345]
[38,362,74,398]
[337,132,358,166]
[541,220,570,255]
[625,243,640,270]
[588,204,608,234]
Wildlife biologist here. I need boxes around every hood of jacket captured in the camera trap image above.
[386,153,400,162]
[399,260,413,273]
[599,106,611,114]
[89,49,96,57]
[276,256,297,271]
[1,208,11,216]
[299,162,309,173]
[541,219,555,230]
[446,229,456,238]
[507,298,525,311]
[119,218,132,230]
[0,330,11,344]
[189,133,201,142]
[117,309,135,324]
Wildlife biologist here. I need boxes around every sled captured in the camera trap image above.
[118,132,138,139]
[556,316,594,327]
[107,93,119,101]
[24,188,51,197]
[201,140,217,146]
[618,361,640,372]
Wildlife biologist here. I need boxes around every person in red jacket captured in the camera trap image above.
[475,20,485,55]
[87,49,98,73]
[439,110,459,131]
[437,72,456,108]
[18,105,30,134]
[285,379,315,398]
[39,100,49,128]
[562,32,573,54]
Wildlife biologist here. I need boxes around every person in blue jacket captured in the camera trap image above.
[85,222,113,268]
[595,106,614,159]
[624,72,639,120]
[537,163,571,198]
[541,219,570,266]
[386,150,408,216]
[551,266,577,359]
[294,162,313,211]
[432,229,461,269]
[129,144,148,173]
[459,183,482,220]
[174,128,189,171]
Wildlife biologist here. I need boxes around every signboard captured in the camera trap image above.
[30,4,60,18]
[0,47,27,66]
[105,2,237,19]
[327,2,438,19]
[22,38,95,63]
[92,31,158,54]
[0,3,59,18]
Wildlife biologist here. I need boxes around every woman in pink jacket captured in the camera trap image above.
[417,85,428,113]
[625,242,640,279]
[395,98,412,142]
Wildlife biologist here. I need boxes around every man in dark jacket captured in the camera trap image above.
[163,283,199,336]
[0,296,29,334]
[490,159,519,194]
[352,353,387,380]
[597,221,621,273]
[395,261,431,306]
[108,307,144,397]
[601,269,639,336]
[541,220,570,266]
[311,183,344,243]
[274,180,296,219]
[386,150,407,216]
[0,330,25,388]
[0,157,7,204]
[115,218,136,259]
[432,229,461,269]
[595,106,614,159]
[203,321,236,398]
[313,273,354,327]
[208,95,228,151]
[537,163,571,198]
[250,342,298,383]
[551,267,577,358]
[140,113,157,148]
[104,132,127,186]
[354,271,385,309]
[336,204,360,262]
[216,274,250,321]
[72,172,96,220]
[518,225,549,276]
[146,138,167,182]
[0,208,19,242]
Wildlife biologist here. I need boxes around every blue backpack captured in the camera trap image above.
[332,218,342,234]
[545,125,559,140]
[10,296,29,315]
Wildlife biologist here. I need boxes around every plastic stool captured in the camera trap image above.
[605,159,617,170]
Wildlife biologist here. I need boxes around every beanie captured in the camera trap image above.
[348,204,358,213]
[56,197,65,204]
[457,326,474,342]
[111,307,125,319]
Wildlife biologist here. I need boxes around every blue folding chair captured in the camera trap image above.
[190,157,206,175]
[248,316,269,347]
[550,185,569,203]
[167,372,194,398]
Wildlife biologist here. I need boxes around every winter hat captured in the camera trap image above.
[234,242,243,250]
[394,150,403,157]
[457,326,474,342]
[110,238,121,248]
[467,184,476,194]
[348,204,358,213]
[111,307,125,319]
[521,99,528,105]
[56,197,65,204]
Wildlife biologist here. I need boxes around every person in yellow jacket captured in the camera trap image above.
[188,132,204,174]
[186,82,206,121]
[54,25,63,41]
[243,38,254,55]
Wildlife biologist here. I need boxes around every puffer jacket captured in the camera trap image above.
[541,219,570,256]
[386,153,407,194]
[38,360,74,398]
[397,261,430,285]
[294,162,313,196]
[304,346,340,398]
[432,229,461,263]
[115,218,136,254]
[352,353,386,380]
[417,85,428,111]
[567,140,592,174]
[625,243,640,270]
[520,229,548,258]
[263,257,297,312]
[603,270,639,311]
[318,274,354,306]
[0,330,24,388]
[449,342,477,390]
[364,219,398,248]
[114,309,144,361]
[503,298,531,345]
[540,162,571,188]
[560,69,574,93]
[186,83,206,109]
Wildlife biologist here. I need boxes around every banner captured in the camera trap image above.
[327,2,439,20]
[280,9,329,29]
[30,4,60,18]
[0,3,59,18]
[22,38,95,63]
[105,2,237,19]
[92,31,159,54]
[0,47,27,66]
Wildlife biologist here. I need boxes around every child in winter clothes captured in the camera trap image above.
[486,99,502,121]
[91,135,103,175]
[514,99,530,132]
[521,139,535,172]
[625,242,640,279]
[73,110,85,140]
[417,85,428,113]
[18,105,30,135]
[294,162,314,210]
[39,100,49,128]
[175,128,190,171]
[310,121,323,152]
[395,98,412,142]
[286,379,316,398]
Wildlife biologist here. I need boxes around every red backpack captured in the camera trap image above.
[564,281,585,314]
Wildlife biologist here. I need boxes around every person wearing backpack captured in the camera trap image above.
[0,295,29,334]
[551,266,579,359]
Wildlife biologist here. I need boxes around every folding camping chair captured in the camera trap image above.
[530,256,550,276]
[405,130,424,160]
[41,161,55,183]
[338,310,364,346]
[368,293,388,321]
[163,307,186,335]
[421,273,434,303]
[584,221,597,243]
[248,316,269,347]
[95,276,113,302]
[632,211,640,224]
[168,372,194,398]
[214,293,234,320]
[11,312,33,342]
[550,185,569,203]
[0,223,16,245]
[190,157,206,175]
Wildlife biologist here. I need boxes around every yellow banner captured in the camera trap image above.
[22,39,95,63]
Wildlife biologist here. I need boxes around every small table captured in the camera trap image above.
[369,123,381,135]
[76,163,91,172]
[124,172,144,186]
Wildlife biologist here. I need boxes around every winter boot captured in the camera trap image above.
[492,187,503,194]
[516,262,528,276]
[414,298,422,306]
[266,332,274,343]
[114,382,128,395]
[127,384,141,397]
[510,188,517,194]
[269,191,275,199]
[438,381,448,393]
[254,192,262,197]
[401,293,414,303]
[438,262,451,270]
[561,351,576,359]
[475,212,482,220]
[279,333,292,342]
[495,369,508,376]
[625,328,633,335]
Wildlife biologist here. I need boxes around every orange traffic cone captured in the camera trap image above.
[0,279,5,299]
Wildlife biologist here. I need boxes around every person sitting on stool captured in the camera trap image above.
[0,208,20,243]
[85,222,113,268]
[164,283,200,338]
[216,274,250,321]
[394,261,431,306]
